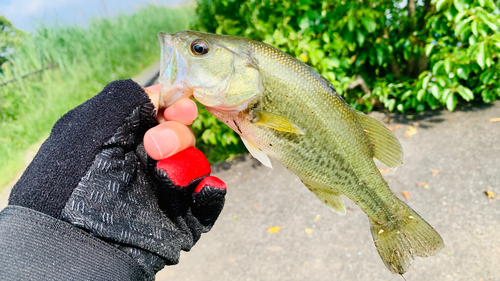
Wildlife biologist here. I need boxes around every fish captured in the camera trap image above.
[157,30,444,275]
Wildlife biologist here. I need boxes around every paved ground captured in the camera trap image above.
[0,140,44,210]
[2,69,498,280]
[155,100,500,281]
[131,62,160,87]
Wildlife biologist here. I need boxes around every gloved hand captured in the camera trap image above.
[8,79,226,279]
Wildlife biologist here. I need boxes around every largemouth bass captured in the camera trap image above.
[157,30,444,274]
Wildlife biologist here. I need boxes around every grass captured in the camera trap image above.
[0,4,195,188]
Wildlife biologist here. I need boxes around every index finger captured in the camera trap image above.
[163,98,198,125]
[143,84,198,125]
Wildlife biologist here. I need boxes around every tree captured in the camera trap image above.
[0,15,25,70]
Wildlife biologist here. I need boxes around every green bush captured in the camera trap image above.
[190,0,500,160]
[0,15,25,67]
[194,0,500,113]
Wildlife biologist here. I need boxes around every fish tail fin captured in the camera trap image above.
[369,206,444,275]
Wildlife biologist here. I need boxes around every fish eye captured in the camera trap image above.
[191,40,210,55]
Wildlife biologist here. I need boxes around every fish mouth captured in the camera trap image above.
[158,32,192,108]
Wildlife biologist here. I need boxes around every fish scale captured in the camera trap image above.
[250,41,391,219]
[158,30,444,275]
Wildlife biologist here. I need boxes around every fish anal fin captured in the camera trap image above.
[241,137,273,169]
[302,181,346,215]
[353,109,404,168]
[251,110,304,135]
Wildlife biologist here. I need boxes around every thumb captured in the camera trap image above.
[192,176,227,228]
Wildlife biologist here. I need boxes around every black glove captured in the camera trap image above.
[8,79,226,279]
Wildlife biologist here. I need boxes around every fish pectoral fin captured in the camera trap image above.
[241,137,273,169]
[302,181,346,215]
[251,110,304,135]
[353,109,404,168]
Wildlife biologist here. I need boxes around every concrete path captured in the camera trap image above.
[131,62,159,87]
[156,100,500,281]
[0,140,44,210]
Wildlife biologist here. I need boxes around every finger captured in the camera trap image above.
[163,98,198,126]
[155,147,211,188]
[143,85,197,125]
[143,85,165,123]
[192,176,227,228]
[143,85,160,113]
[144,121,196,160]
[145,84,161,93]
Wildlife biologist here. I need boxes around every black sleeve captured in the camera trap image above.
[0,206,147,281]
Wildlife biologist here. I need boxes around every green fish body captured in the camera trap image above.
[157,30,444,274]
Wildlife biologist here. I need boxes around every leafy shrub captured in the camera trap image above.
[190,0,500,160]
[194,0,500,113]
[0,15,25,67]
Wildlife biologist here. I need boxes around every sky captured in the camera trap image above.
[0,0,187,32]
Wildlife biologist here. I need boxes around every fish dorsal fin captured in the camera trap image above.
[353,109,404,168]
[241,137,273,169]
[302,180,346,215]
[251,109,304,135]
